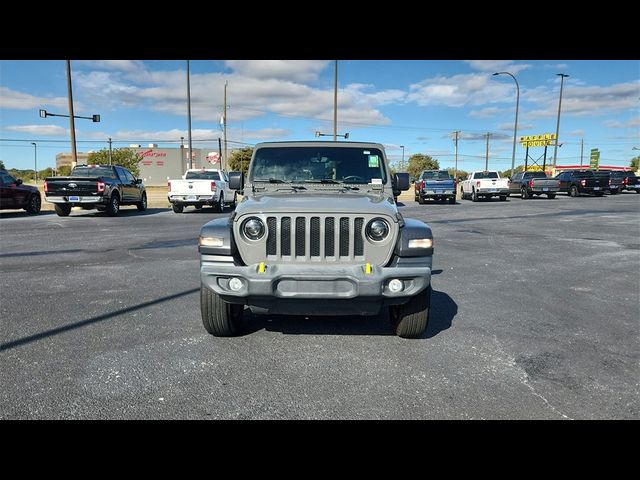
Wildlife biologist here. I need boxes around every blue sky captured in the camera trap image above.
[1,60,638,172]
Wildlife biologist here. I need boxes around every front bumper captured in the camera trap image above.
[200,256,432,314]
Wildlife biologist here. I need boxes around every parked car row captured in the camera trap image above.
[413,168,639,206]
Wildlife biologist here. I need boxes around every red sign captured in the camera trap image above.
[139,149,167,158]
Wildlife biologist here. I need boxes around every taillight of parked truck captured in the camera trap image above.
[97,181,105,193]
[44,181,48,193]
[476,181,480,187]
[421,180,425,189]
[528,180,534,188]
[211,182,216,192]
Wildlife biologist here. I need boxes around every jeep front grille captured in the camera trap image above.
[265,215,365,262]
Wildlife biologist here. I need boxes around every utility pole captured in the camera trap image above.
[31,142,37,183]
[223,80,228,170]
[108,137,112,165]
[187,60,193,169]
[218,137,223,171]
[66,60,78,167]
[400,145,405,171]
[580,138,584,167]
[333,60,338,141]
[553,73,569,168]
[453,130,460,180]
[485,132,491,171]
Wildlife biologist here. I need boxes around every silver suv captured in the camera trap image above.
[197,142,434,338]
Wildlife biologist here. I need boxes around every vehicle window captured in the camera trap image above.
[251,146,387,184]
[71,166,117,178]
[513,173,522,181]
[574,171,594,178]
[185,171,221,180]
[1,173,17,185]
[473,171,499,179]
[222,171,229,182]
[125,170,136,183]
[421,171,451,180]
[114,167,128,182]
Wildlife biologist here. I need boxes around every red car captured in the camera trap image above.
[0,169,42,214]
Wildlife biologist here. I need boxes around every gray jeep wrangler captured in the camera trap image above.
[198,141,434,338]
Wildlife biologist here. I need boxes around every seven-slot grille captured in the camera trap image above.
[265,215,366,261]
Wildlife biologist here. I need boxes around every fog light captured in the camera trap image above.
[408,238,433,249]
[228,277,244,291]
[388,279,403,293]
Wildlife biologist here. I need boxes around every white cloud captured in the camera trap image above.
[6,124,68,136]
[543,63,569,69]
[497,122,535,131]
[77,60,145,73]
[0,87,69,110]
[603,117,640,129]
[224,60,330,83]
[469,107,504,118]
[465,60,531,74]
[568,129,584,137]
[407,73,516,107]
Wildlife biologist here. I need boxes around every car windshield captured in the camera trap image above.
[71,166,116,177]
[474,171,499,179]
[421,171,451,180]
[185,171,220,180]
[251,146,387,184]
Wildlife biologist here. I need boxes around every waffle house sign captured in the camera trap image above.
[520,133,556,148]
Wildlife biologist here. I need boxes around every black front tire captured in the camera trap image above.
[106,193,120,216]
[472,189,478,202]
[136,192,147,211]
[390,285,431,339]
[216,193,224,212]
[449,197,456,204]
[570,185,579,197]
[172,203,184,213]
[25,194,41,214]
[521,187,530,199]
[499,195,507,201]
[201,285,244,336]
[54,204,71,217]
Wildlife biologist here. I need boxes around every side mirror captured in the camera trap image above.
[394,172,410,191]
[16,179,23,186]
[181,174,186,180]
[229,171,244,191]
[135,179,143,185]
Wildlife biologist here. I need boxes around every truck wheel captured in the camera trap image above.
[472,188,478,202]
[521,187,530,199]
[448,197,456,205]
[54,204,71,217]
[609,189,617,195]
[172,203,184,213]
[136,192,147,211]
[547,193,556,199]
[25,194,41,214]
[215,193,225,212]
[390,285,431,339]
[418,195,425,205]
[106,193,120,216]
[228,192,237,209]
[194,204,202,210]
[499,195,507,201]
[201,285,244,336]
[570,185,579,197]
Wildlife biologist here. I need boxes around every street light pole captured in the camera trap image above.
[186,60,193,170]
[66,60,78,167]
[400,145,405,171]
[31,142,37,183]
[492,72,520,177]
[333,60,338,142]
[553,73,569,169]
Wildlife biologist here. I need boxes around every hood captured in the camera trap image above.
[235,191,398,219]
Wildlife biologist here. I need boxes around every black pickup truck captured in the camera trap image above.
[555,170,607,197]
[508,171,560,199]
[44,164,147,216]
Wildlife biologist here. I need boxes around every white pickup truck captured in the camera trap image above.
[461,171,510,202]
[168,169,237,213]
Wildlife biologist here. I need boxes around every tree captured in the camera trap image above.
[57,165,72,176]
[0,160,5,170]
[447,168,468,181]
[228,147,253,175]
[631,156,639,171]
[87,148,142,177]
[407,154,440,180]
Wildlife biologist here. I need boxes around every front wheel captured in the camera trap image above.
[200,285,244,336]
[499,195,507,201]
[472,188,478,202]
[136,192,147,211]
[216,193,224,213]
[25,194,41,214]
[570,185,579,197]
[54,204,71,217]
[521,187,530,199]
[418,195,425,205]
[390,285,431,339]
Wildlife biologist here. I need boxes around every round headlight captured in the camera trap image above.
[242,217,265,240]
[367,218,389,241]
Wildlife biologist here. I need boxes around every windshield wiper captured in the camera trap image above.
[276,185,307,192]
[301,179,340,184]
[254,178,287,183]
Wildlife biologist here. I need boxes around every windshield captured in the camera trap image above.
[186,171,220,180]
[421,171,451,180]
[474,171,499,179]
[251,146,387,184]
[71,166,116,178]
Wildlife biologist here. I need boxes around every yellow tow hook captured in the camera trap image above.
[258,261,266,274]
[365,262,372,275]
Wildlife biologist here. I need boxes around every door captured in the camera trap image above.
[0,173,16,208]
[115,167,135,201]
[556,172,569,192]
[510,172,522,194]
[124,169,141,202]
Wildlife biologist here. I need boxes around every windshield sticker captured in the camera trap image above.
[371,178,382,184]
[363,150,370,155]
[368,155,379,168]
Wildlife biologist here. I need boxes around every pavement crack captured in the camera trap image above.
[491,335,573,420]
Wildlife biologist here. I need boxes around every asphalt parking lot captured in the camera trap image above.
[1,192,638,419]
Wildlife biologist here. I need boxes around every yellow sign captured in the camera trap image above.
[520,133,556,148]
